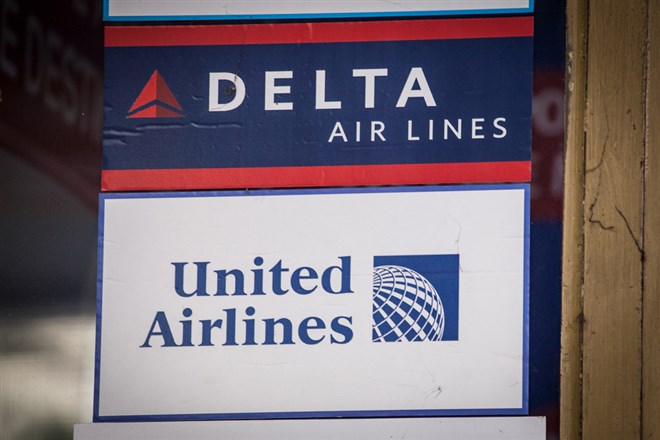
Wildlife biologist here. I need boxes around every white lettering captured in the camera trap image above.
[265,70,293,111]
[315,70,341,110]
[328,122,348,143]
[371,121,386,142]
[396,67,436,108]
[471,118,485,139]
[352,68,388,109]
[209,72,246,112]
[407,120,419,141]
[444,119,462,139]
[493,117,507,138]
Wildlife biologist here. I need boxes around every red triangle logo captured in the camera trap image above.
[127,70,183,118]
[128,106,184,118]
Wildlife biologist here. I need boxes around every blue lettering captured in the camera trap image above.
[298,316,326,345]
[179,307,194,346]
[251,256,265,295]
[172,256,353,297]
[223,308,238,346]
[321,256,353,294]
[263,317,294,345]
[141,308,355,348]
[200,318,223,346]
[172,262,210,297]
[140,311,179,347]
[215,268,246,296]
[291,266,318,294]
[269,260,289,295]
[243,306,257,345]
[330,316,354,344]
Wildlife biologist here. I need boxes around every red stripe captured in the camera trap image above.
[105,17,533,47]
[101,162,531,191]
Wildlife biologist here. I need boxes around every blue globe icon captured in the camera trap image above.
[372,265,445,342]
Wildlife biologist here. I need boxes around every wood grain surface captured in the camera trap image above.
[562,1,658,439]
[561,0,588,438]
[642,3,659,439]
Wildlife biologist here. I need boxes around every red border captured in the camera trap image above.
[102,162,531,191]
[105,17,533,47]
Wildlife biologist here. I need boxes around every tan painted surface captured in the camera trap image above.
[561,0,587,438]
[562,1,658,439]
[642,3,660,439]
[581,1,646,438]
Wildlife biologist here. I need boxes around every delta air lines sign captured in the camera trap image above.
[95,185,529,421]
[102,18,533,191]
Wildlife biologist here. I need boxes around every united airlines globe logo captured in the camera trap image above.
[372,265,445,342]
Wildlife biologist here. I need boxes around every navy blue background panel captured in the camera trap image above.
[104,38,532,169]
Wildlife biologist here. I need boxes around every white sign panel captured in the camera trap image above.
[104,0,533,21]
[95,185,529,421]
[76,417,546,439]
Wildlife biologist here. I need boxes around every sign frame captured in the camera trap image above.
[94,184,530,422]
[75,417,546,439]
[104,1,535,22]
[102,18,534,192]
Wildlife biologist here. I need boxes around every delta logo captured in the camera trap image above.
[139,254,459,349]
[122,66,511,143]
[127,70,183,118]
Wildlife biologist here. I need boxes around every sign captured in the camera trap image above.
[102,18,534,191]
[104,1,534,21]
[95,185,529,421]
[75,417,546,439]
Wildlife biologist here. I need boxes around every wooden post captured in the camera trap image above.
[642,3,660,439]
[561,0,588,438]
[562,1,658,439]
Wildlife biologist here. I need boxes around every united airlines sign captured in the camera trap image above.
[95,185,529,421]
[102,18,533,191]
[141,253,459,349]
